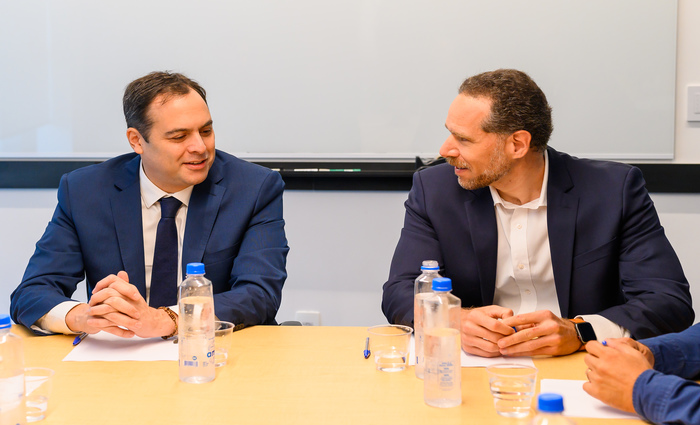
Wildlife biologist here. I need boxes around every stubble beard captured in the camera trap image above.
[448,143,513,191]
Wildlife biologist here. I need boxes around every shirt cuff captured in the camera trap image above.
[34,301,82,335]
[576,314,630,341]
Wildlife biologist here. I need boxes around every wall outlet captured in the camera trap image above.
[295,310,321,326]
[689,86,700,122]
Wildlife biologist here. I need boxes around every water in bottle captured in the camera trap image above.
[414,260,441,379]
[0,314,26,425]
[530,393,576,425]
[423,277,462,408]
[178,263,216,384]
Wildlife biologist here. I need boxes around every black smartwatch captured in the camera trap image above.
[572,320,597,344]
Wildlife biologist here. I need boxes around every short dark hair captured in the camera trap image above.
[459,69,552,152]
[123,71,207,141]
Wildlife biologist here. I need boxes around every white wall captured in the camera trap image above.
[2,0,700,326]
[674,0,700,162]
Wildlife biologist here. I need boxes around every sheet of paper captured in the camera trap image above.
[408,335,535,368]
[63,331,178,361]
[540,379,639,420]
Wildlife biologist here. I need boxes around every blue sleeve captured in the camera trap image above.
[212,170,289,327]
[633,369,700,425]
[10,174,85,332]
[641,324,700,379]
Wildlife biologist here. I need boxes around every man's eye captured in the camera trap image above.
[201,129,212,136]
[171,135,186,141]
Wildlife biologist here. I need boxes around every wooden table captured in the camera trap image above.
[16,325,643,425]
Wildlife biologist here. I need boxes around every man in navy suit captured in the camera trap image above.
[10,72,289,338]
[382,69,693,357]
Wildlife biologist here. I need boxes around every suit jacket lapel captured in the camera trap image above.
[182,159,226,274]
[111,156,147,298]
[464,188,499,305]
[546,148,578,318]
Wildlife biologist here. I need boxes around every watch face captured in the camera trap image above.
[576,322,597,343]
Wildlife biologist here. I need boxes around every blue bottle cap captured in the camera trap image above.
[186,262,205,275]
[0,314,11,329]
[432,277,452,291]
[537,393,564,413]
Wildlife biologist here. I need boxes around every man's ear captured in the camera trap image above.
[127,128,145,154]
[508,130,532,159]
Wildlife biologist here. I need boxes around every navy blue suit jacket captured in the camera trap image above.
[11,150,289,331]
[382,148,693,339]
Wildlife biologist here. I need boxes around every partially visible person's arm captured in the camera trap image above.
[633,370,700,425]
[641,323,700,378]
[633,325,700,424]
[583,339,653,413]
[585,325,700,425]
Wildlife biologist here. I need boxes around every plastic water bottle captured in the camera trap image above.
[0,314,26,425]
[414,260,441,379]
[178,263,215,384]
[531,393,576,425]
[423,277,462,408]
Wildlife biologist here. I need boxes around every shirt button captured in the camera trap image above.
[518,264,525,270]
[516,224,523,229]
[525,290,531,295]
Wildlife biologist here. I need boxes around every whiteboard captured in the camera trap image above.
[0,0,677,161]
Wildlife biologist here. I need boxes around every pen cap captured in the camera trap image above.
[432,277,452,291]
[186,262,205,275]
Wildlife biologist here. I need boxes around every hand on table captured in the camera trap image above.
[85,271,175,338]
[460,305,515,357]
[583,339,654,413]
[498,310,581,356]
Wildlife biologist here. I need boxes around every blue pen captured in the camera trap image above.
[363,337,371,359]
[73,332,88,346]
[602,340,607,346]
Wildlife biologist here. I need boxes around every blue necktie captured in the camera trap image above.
[149,196,182,307]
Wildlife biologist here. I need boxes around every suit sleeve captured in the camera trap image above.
[382,171,444,326]
[10,174,86,333]
[599,167,693,338]
[212,171,289,327]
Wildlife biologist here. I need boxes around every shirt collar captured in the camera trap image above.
[490,150,549,210]
[139,159,194,208]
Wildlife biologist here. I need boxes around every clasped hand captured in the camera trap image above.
[460,307,582,357]
[66,271,174,338]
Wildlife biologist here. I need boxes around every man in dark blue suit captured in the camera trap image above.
[382,69,693,357]
[10,72,289,338]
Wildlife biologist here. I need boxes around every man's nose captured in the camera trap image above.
[439,136,459,158]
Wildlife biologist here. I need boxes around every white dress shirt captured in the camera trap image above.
[489,151,629,341]
[35,160,192,334]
